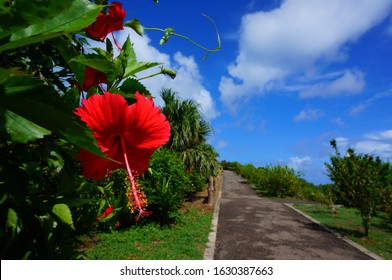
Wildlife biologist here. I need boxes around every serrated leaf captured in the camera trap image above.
[0,107,50,143]
[119,78,151,97]
[52,203,74,229]
[117,36,162,78]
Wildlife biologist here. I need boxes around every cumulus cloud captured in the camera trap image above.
[299,69,365,98]
[87,28,219,120]
[334,131,392,159]
[288,156,312,171]
[293,108,324,122]
[355,141,392,155]
[219,0,392,112]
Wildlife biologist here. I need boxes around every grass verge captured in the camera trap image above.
[80,205,213,260]
[293,204,392,259]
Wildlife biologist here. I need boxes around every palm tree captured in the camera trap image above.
[160,88,219,180]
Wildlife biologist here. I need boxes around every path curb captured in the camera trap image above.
[284,203,383,260]
[203,177,223,260]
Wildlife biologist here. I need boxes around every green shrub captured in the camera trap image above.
[140,148,194,225]
[256,164,299,198]
[325,139,392,235]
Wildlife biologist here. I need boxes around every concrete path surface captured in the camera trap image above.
[213,171,375,260]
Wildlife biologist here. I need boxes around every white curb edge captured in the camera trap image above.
[203,180,223,260]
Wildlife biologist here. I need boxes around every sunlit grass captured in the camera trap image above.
[293,204,392,259]
[81,207,212,260]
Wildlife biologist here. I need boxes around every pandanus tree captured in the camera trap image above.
[160,88,220,180]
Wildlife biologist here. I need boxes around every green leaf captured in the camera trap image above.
[52,203,74,229]
[71,53,120,83]
[0,75,107,159]
[0,107,50,143]
[15,0,73,24]
[117,37,161,78]
[124,61,162,78]
[52,36,85,85]
[0,0,103,52]
[119,78,151,97]
[6,208,18,230]
[47,149,65,174]
[124,18,144,36]
[0,68,18,85]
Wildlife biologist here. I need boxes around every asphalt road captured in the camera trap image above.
[213,171,374,260]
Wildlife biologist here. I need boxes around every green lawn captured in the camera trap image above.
[293,204,392,259]
[81,207,213,260]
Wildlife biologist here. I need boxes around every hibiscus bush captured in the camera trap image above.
[1,0,220,259]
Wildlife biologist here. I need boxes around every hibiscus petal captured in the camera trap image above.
[126,92,171,149]
[107,2,126,33]
[75,92,127,143]
[82,67,108,92]
[85,13,110,41]
[77,148,123,180]
[122,143,156,176]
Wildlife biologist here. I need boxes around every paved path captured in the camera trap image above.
[213,171,374,260]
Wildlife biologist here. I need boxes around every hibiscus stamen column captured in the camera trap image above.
[121,136,151,221]
[111,32,122,51]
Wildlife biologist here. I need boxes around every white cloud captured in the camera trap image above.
[86,28,219,120]
[365,130,392,140]
[288,156,312,171]
[219,0,392,112]
[299,69,365,98]
[333,132,392,159]
[355,141,392,155]
[293,108,324,122]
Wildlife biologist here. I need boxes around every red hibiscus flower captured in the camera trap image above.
[82,66,108,92]
[97,205,114,220]
[85,1,126,41]
[75,92,170,220]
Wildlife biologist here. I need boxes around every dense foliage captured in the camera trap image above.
[325,139,392,235]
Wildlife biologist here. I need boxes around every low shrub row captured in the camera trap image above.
[221,160,328,202]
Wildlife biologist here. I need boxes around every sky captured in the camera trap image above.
[104,0,392,184]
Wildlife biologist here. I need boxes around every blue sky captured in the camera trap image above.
[109,0,392,184]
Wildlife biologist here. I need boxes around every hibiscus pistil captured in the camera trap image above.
[121,136,151,221]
